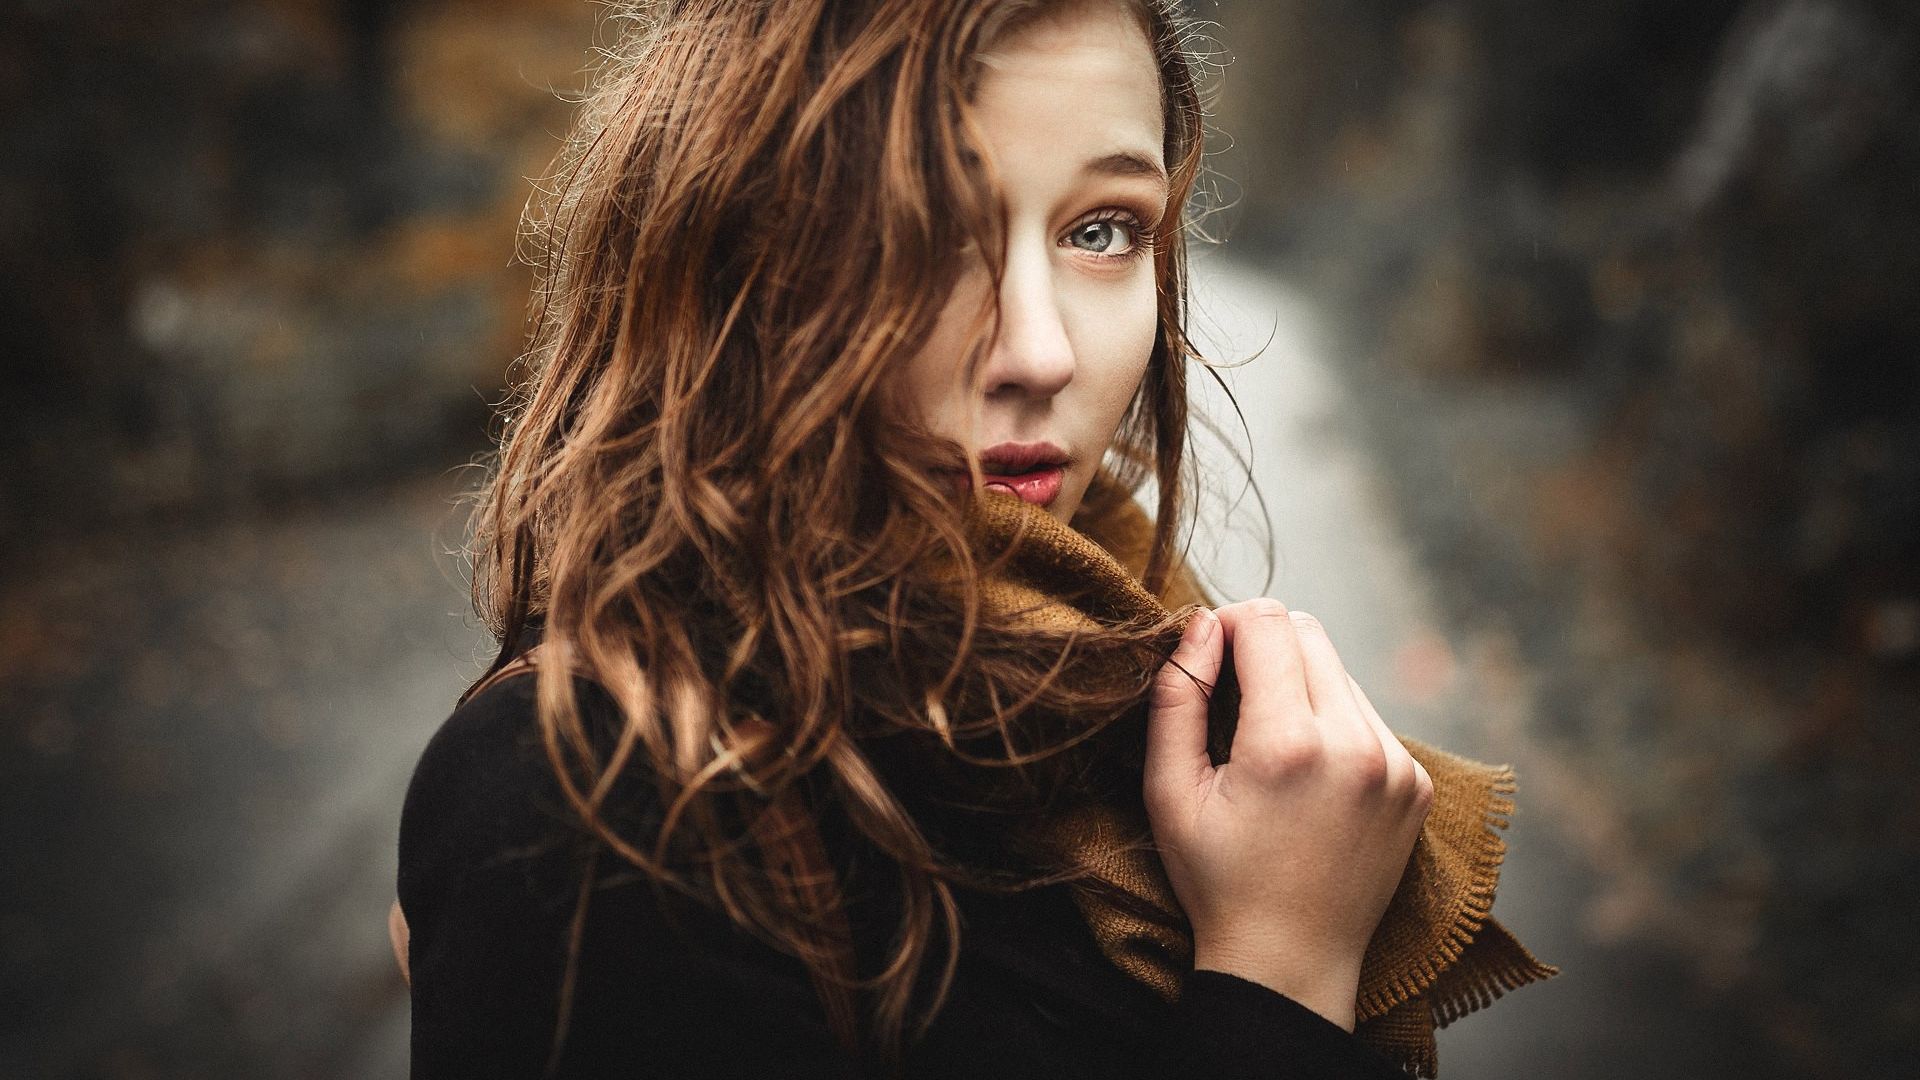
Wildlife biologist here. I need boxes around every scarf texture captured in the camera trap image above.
[961,476,1560,1078]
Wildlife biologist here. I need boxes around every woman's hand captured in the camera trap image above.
[1143,599,1434,1032]
[389,899,412,987]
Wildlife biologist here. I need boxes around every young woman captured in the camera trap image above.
[392,1,1476,1076]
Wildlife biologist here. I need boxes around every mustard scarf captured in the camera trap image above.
[964,476,1560,1078]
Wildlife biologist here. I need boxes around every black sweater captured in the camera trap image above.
[397,671,1412,1079]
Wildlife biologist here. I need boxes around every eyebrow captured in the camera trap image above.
[1084,150,1168,186]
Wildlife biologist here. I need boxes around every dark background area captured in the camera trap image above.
[1204,3,1919,1075]
[2,1,1914,1076]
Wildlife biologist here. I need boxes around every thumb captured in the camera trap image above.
[1146,608,1223,799]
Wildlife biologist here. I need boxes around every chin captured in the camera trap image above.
[1047,475,1089,525]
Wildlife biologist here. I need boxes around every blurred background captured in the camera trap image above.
[2,0,1914,1076]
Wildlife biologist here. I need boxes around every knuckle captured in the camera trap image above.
[1343,741,1391,790]
[1149,661,1189,700]
[1244,728,1324,777]
[1151,652,1210,697]
[1381,733,1415,773]
[1412,763,1436,808]
[1287,609,1326,636]
[1241,596,1289,621]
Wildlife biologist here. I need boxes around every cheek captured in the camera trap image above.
[892,278,989,429]
[1080,276,1159,422]
[891,349,942,430]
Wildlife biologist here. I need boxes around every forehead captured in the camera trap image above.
[971,2,1165,165]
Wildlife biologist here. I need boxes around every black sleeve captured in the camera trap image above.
[396,676,855,1080]
[1147,970,1413,1079]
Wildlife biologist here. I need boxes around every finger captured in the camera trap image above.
[1346,671,1420,788]
[1214,598,1311,727]
[1284,610,1361,722]
[1147,608,1224,794]
[1344,671,1397,751]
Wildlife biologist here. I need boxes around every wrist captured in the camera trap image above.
[1192,943,1361,1033]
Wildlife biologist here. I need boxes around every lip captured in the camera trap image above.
[939,441,1072,508]
[978,441,1071,475]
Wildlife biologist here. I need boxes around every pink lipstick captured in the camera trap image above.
[978,467,1064,505]
[941,441,1072,508]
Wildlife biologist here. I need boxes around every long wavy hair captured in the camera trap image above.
[461,0,1216,1068]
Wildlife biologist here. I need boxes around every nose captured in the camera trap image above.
[975,244,1075,401]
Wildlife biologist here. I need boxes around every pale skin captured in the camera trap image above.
[392,0,1436,1036]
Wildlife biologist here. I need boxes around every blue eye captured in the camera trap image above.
[1071,220,1131,253]
[1059,209,1159,261]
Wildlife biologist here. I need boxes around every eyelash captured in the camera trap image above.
[1062,208,1159,265]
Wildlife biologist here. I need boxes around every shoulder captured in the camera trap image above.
[405,659,636,807]
[405,670,579,805]
[402,672,568,845]
[396,668,632,924]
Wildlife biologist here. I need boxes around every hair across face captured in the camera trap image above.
[464,0,1212,1063]
[893,1,1168,526]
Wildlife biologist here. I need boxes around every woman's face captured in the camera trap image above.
[895,1,1167,526]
